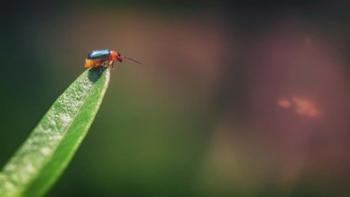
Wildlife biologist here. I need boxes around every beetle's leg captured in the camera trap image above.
[102,61,108,68]
[109,61,114,69]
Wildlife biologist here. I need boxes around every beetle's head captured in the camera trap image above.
[111,50,142,64]
[110,50,123,62]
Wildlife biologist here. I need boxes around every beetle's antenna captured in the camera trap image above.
[124,56,142,64]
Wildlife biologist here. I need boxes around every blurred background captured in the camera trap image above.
[1,0,350,196]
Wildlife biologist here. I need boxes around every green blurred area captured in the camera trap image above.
[1,1,350,196]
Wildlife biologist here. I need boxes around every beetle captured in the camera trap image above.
[84,49,141,69]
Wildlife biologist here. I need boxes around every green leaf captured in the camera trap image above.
[0,67,111,197]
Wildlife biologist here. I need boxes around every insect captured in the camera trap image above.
[84,49,141,69]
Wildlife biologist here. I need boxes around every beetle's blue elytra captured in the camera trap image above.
[87,49,111,59]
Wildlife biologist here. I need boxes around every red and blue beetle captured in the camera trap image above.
[84,49,141,69]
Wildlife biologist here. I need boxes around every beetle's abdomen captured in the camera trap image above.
[87,49,110,59]
[84,59,106,68]
[84,59,96,68]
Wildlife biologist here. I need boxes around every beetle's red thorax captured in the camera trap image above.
[110,50,123,62]
[109,50,117,60]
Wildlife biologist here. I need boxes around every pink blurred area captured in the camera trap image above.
[197,21,350,193]
[250,22,350,182]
